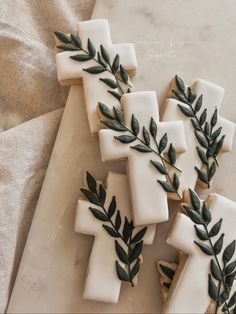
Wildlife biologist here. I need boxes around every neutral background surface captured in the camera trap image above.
[1,0,236,313]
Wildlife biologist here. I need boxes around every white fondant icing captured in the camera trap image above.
[56,19,138,133]
[99,91,187,226]
[75,172,156,303]
[165,194,236,313]
[162,78,235,191]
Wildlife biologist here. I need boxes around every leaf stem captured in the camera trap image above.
[114,120,182,173]
[180,91,219,166]
[80,47,133,88]
[94,191,135,286]
[203,224,230,314]
[154,139,182,199]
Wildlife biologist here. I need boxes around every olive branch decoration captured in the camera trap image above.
[185,189,236,314]
[172,75,225,188]
[81,172,147,287]
[54,31,132,97]
[54,30,183,199]
[98,102,182,199]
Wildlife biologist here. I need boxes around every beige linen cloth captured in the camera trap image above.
[0,0,94,312]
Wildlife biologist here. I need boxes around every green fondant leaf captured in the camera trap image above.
[108,196,116,218]
[54,31,71,43]
[100,78,118,89]
[151,160,167,175]
[80,188,99,205]
[115,240,129,264]
[87,38,96,57]
[89,207,108,221]
[168,143,176,165]
[86,171,97,193]
[115,135,136,143]
[130,226,147,244]
[98,102,114,119]
[116,261,130,282]
[143,127,150,146]
[175,75,185,93]
[70,54,92,62]
[103,225,119,238]
[209,218,223,237]
[83,66,106,74]
[131,145,152,153]
[189,188,201,211]
[130,241,143,263]
[131,114,140,136]
[177,104,194,117]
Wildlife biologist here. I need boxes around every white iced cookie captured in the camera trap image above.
[75,172,155,303]
[162,78,235,191]
[55,19,138,133]
[99,91,187,226]
[163,193,236,313]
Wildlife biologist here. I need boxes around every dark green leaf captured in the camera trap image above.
[131,145,152,153]
[175,75,185,93]
[158,180,176,193]
[56,44,77,51]
[54,31,71,44]
[211,108,218,127]
[150,117,158,139]
[202,202,212,225]
[186,208,204,225]
[99,184,106,205]
[108,196,116,218]
[131,227,147,244]
[80,188,99,205]
[213,233,224,255]
[86,172,97,193]
[160,263,175,280]
[207,140,217,158]
[223,240,236,265]
[112,54,120,73]
[172,90,188,104]
[195,241,214,255]
[187,87,197,104]
[194,95,203,113]
[103,225,119,237]
[115,135,136,143]
[116,261,130,282]
[204,122,210,137]
[101,120,126,131]
[189,188,201,211]
[100,78,118,89]
[225,260,236,276]
[178,104,194,117]
[100,45,110,63]
[83,66,106,74]
[108,90,122,101]
[159,133,168,153]
[199,108,207,126]
[143,127,150,146]
[70,54,92,62]
[131,114,140,136]
[208,162,216,181]
[215,135,225,156]
[98,102,114,119]
[194,225,209,240]
[130,241,143,263]
[120,65,129,83]
[89,207,109,221]
[173,173,180,190]
[191,118,201,131]
[71,34,82,48]
[208,274,218,301]
[209,218,223,237]
[228,291,236,308]
[131,259,140,280]
[151,160,167,175]
[115,210,121,230]
[210,259,222,281]
[194,130,208,148]
[211,127,222,141]
[225,272,236,290]
[115,240,129,264]
[87,38,96,57]
[197,147,208,165]
[123,217,131,242]
[218,289,230,306]
[168,143,176,165]
[113,107,124,123]
[97,52,107,68]
[195,167,209,184]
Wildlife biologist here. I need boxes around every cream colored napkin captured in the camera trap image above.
[0,109,63,313]
[0,0,95,311]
